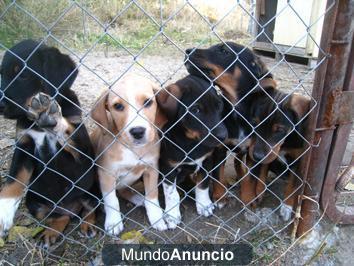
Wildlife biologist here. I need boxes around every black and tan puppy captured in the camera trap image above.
[0,40,97,247]
[185,42,275,207]
[156,75,227,229]
[242,88,310,221]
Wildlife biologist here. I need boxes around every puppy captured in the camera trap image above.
[243,88,310,221]
[90,73,167,235]
[184,42,274,207]
[0,40,97,247]
[156,75,227,229]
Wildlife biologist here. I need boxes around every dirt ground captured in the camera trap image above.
[0,52,353,265]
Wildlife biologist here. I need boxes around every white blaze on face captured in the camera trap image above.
[108,74,158,146]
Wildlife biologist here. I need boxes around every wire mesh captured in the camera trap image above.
[0,0,337,264]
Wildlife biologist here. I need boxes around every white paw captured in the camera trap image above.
[280,204,293,221]
[164,208,182,229]
[163,182,181,229]
[152,219,168,231]
[0,198,20,237]
[215,200,227,209]
[196,201,215,217]
[195,187,214,217]
[145,198,168,231]
[104,211,124,236]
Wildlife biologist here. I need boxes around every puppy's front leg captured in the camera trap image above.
[163,179,181,229]
[195,157,215,217]
[98,170,123,236]
[143,168,167,231]
[0,139,34,236]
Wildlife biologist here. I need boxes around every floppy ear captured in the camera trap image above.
[39,47,78,96]
[91,90,110,131]
[259,77,277,90]
[286,93,311,122]
[253,55,271,78]
[151,82,168,128]
[155,83,183,120]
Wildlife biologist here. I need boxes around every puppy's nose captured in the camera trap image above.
[215,130,227,142]
[253,151,266,162]
[185,48,193,55]
[129,127,146,140]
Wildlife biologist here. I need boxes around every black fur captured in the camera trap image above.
[158,75,227,190]
[0,40,98,234]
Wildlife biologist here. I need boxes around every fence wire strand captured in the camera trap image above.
[0,0,336,264]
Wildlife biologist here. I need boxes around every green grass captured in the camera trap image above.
[0,0,252,53]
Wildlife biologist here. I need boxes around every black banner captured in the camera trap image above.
[102,243,253,265]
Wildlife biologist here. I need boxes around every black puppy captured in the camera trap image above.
[0,40,97,247]
[184,42,275,207]
[156,75,227,229]
[242,88,310,219]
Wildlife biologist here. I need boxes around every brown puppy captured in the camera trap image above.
[91,73,167,235]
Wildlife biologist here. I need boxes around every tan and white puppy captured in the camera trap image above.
[91,73,167,235]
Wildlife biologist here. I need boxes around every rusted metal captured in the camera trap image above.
[297,0,354,236]
[320,25,354,224]
[323,90,354,127]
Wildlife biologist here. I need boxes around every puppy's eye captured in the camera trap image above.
[275,126,287,133]
[189,105,200,114]
[251,118,258,125]
[143,98,153,108]
[113,103,124,111]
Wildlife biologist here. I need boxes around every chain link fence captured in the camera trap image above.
[0,0,349,264]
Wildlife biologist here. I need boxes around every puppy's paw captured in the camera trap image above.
[152,219,168,231]
[27,93,62,129]
[80,222,97,238]
[196,201,215,217]
[214,198,228,209]
[0,198,20,237]
[145,199,168,231]
[195,187,214,217]
[105,212,124,236]
[164,208,181,229]
[280,203,293,221]
[38,229,62,249]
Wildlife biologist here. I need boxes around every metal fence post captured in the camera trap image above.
[297,0,354,236]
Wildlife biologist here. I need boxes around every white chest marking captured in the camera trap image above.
[111,147,156,190]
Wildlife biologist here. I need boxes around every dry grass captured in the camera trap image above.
[0,0,252,53]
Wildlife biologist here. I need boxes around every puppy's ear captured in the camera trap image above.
[254,55,271,78]
[286,93,311,122]
[91,90,110,131]
[156,83,183,120]
[39,47,78,95]
[151,82,168,128]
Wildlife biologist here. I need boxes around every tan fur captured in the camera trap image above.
[185,128,201,140]
[207,64,241,103]
[259,77,277,90]
[212,163,228,206]
[287,93,311,120]
[0,167,33,198]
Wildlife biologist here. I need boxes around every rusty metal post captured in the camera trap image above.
[320,30,354,224]
[296,0,354,236]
